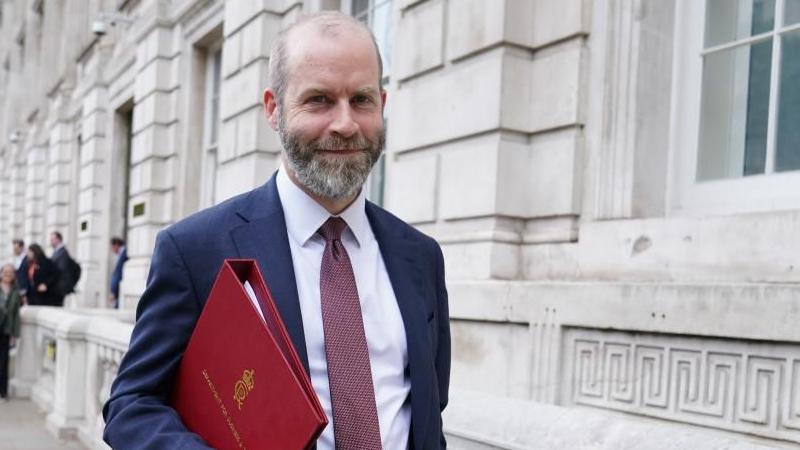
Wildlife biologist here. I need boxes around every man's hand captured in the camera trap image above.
[37,283,47,293]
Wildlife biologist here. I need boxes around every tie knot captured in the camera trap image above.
[318,217,347,242]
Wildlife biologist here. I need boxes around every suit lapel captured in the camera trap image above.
[367,203,431,450]
[229,175,310,374]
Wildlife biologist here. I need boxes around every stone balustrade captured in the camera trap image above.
[10,306,134,450]
[8,304,794,450]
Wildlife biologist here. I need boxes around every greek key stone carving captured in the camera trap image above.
[564,328,800,443]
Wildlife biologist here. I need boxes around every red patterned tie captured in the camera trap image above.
[318,217,382,450]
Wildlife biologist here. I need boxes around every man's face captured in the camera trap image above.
[12,243,22,256]
[49,233,59,248]
[111,243,121,255]
[269,25,386,200]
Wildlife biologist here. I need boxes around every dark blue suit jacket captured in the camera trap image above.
[102,174,451,449]
[15,255,28,295]
[110,247,128,298]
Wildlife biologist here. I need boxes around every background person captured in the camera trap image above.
[49,231,79,305]
[109,237,128,308]
[0,264,21,402]
[11,239,28,304]
[26,244,61,307]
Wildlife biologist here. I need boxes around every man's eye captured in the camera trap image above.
[352,95,373,105]
[307,95,329,104]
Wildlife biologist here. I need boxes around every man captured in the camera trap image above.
[49,231,77,306]
[11,239,28,302]
[103,12,450,450]
[109,237,128,308]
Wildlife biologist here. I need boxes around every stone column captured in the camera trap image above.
[0,157,10,259]
[8,306,39,398]
[386,0,588,282]
[217,0,292,202]
[384,0,590,404]
[46,93,77,251]
[9,147,26,249]
[46,311,89,440]
[23,139,48,247]
[75,81,112,308]
[122,21,180,311]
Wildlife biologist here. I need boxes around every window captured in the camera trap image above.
[698,0,800,180]
[351,0,393,78]
[200,45,222,208]
[348,0,393,205]
[670,0,800,215]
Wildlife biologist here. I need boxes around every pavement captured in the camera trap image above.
[0,399,87,450]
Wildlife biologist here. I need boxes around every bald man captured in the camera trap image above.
[103,12,450,450]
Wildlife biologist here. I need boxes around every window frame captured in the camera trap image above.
[343,0,394,206]
[669,0,800,216]
[199,42,222,209]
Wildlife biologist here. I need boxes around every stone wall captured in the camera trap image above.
[0,0,798,448]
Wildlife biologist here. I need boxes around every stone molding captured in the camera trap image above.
[564,327,800,444]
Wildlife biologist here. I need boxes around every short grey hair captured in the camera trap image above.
[268,11,384,106]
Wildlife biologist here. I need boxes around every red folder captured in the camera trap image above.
[172,259,327,449]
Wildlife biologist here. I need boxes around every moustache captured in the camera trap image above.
[309,136,373,152]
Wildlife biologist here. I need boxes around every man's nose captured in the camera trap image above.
[329,102,359,138]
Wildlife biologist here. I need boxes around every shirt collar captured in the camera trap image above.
[276,163,369,247]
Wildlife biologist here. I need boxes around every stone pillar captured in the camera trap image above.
[386,0,589,283]
[384,0,590,405]
[217,0,292,201]
[46,312,89,440]
[9,147,26,249]
[122,23,180,311]
[76,82,112,308]
[23,140,48,247]
[584,0,674,221]
[0,157,10,260]
[9,307,39,398]
[46,94,77,250]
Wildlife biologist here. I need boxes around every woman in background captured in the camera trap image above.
[0,263,21,401]
[26,244,61,307]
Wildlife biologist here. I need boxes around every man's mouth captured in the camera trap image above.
[318,149,362,155]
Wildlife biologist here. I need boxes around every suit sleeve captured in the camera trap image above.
[102,230,213,450]
[433,241,451,449]
[110,259,122,297]
[41,260,61,290]
[16,259,29,295]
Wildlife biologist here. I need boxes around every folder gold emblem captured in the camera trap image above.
[233,369,255,410]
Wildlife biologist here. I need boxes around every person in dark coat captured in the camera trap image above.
[0,263,21,401]
[109,237,128,308]
[11,239,29,303]
[26,244,61,307]
[49,231,76,305]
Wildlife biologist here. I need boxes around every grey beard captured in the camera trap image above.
[278,115,385,200]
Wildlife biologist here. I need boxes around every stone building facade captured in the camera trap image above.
[1,0,799,448]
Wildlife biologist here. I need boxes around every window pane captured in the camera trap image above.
[776,31,800,172]
[705,0,775,47]
[373,0,393,75]
[209,49,222,145]
[697,40,773,180]
[352,0,370,17]
[368,153,385,205]
[786,0,800,25]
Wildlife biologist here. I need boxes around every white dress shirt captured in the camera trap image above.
[13,253,24,270]
[276,166,411,450]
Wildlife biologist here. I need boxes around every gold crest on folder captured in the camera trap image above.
[233,369,255,410]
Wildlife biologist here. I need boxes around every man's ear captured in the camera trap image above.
[263,88,279,131]
[380,89,387,110]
